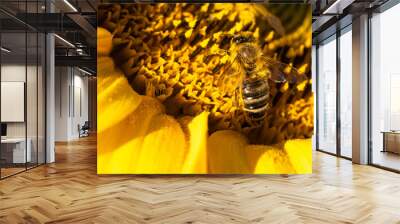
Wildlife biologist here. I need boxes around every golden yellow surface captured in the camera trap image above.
[98,38,312,174]
[97,4,313,174]
[98,3,313,144]
[98,57,311,174]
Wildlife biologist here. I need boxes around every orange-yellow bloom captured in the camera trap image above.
[97,28,312,174]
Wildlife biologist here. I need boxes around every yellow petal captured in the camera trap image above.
[207,130,250,174]
[97,96,164,174]
[284,139,312,174]
[97,27,113,56]
[181,112,209,174]
[97,57,142,133]
[135,114,187,174]
[207,130,309,174]
[245,145,295,174]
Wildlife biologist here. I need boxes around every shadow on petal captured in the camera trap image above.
[98,97,164,174]
[245,145,295,174]
[135,114,187,174]
[207,130,250,174]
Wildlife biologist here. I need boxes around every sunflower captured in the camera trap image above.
[97,28,311,174]
[97,3,313,142]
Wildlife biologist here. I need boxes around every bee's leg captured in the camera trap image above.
[235,87,257,130]
[232,88,244,131]
[233,88,241,109]
[238,88,252,127]
[243,112,250,124]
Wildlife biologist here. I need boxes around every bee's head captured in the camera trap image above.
[236,44,258,69]
[231,33,259,69]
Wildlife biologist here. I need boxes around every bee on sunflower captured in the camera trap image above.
[97,3,313,174]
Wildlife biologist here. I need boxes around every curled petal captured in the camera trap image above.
[245,145,295,174]
[208,130,311,174]
[97,27,113,56]
[97,57,142,133]
[98,96,164,174]
[136,114,186,174]
[284,139,312,174]
[181,112,209,174]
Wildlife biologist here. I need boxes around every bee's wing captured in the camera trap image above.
[253,5,285,36]
[217,57,243,95]
[264,12,285,36]
[260,56,307,84]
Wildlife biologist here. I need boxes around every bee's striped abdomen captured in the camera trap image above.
[242,78,270,122]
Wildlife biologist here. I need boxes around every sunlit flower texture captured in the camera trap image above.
[97,26,312,174]
[97,4,313,174]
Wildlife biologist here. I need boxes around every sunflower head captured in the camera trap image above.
[98,3,313,144]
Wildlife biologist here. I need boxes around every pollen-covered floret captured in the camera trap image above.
[98,3,313,144]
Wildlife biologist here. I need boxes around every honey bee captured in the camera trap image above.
[216,32,306,128]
